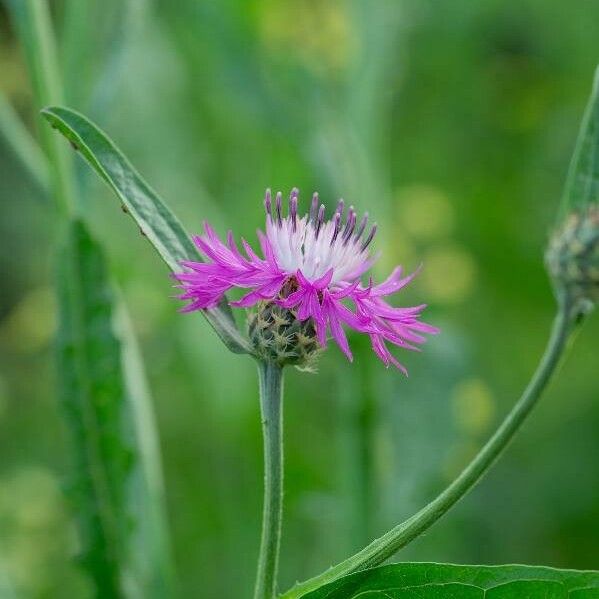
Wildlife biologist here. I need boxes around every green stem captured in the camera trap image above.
[0,92,49,192]
[255,362,285,599]
[281,305,574,598]
[9,0,76,216]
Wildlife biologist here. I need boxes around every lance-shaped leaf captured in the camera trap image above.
[561,65,599,216]
[301,562,599,598]
[43,105,250,354]
[57,219,173,597]
[117,300,176,598]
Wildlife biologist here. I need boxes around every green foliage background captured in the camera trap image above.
[0,0,598,597]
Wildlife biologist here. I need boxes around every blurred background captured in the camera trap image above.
[1,0,598,597]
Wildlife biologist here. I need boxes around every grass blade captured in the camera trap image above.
[42,105,250,354]
[57,219,132,595]
[7,0,75,214]
[0,92,49,192]
[116,300,176,598]
[57,219,174,597]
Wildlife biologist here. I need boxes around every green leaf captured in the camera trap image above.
[56,219,173,597]
[562,65,599,215]
[116,300,176,598]
[0,91,49,193]
[299,563,599,598]
[42,105,250,354]
[7,0,76,214]
[57,219,132,596]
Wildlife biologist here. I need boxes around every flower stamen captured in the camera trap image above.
[330,211,342,245]
[315,204,325,239]
[355,212,368,240]
[289,188,298,231]
[361,223,378,251]
[275,191,283,225]
[264,188,272,216]
[310,192,319,222]
[342,207,356,245]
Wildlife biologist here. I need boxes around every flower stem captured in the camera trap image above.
[280,304,575,598]
[254,361,284,599]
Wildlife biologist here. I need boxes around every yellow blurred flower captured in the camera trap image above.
[421,243,477,304]
[396,185,455,240]
[259,0,355,76]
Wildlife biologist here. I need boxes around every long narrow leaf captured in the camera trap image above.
[43,105,250,354]
[7,0,75,214]
[56,219,173,597]
[116,300,176,598]
[57,219,132,596]
[0,91,49,192]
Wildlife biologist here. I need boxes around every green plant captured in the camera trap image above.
[38,63,599,597]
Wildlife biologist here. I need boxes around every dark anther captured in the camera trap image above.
[355,213,369,240]
[310,192,319,222]
[361,224,377,251]
[275,192,283,225]
[264,189,272,217]
[315,204,325,239]
[330,212,342,245]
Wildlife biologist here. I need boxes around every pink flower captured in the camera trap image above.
[175,189,439,372]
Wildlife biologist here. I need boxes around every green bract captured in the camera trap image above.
[249,302,322,369]
[546,205,599,307]
[547,67,599,310]
[560,67,599,217]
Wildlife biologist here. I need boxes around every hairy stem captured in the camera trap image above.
[254,362,285,599]
[281,304,574,598]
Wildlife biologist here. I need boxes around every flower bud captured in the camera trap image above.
[546,204,599,308]
[248,301,322,369]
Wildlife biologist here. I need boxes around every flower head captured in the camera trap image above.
[175,189,438,371]
[546,204,599,310]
